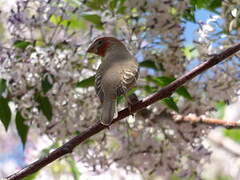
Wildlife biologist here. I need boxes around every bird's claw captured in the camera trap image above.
[127,104,134,116]
[125,93,139,116]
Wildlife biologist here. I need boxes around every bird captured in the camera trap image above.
[87,37,139,126]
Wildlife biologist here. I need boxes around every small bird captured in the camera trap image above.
[87,37,139,126]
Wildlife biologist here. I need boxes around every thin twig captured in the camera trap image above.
[173,113,240,129]
[6,42,240,180]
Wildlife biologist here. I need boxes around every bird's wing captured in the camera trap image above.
[95,65,104,104]
[117,62,139,96]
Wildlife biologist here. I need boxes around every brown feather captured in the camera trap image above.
[87,36,138,125]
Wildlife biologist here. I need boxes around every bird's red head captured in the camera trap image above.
[87,37,123,57]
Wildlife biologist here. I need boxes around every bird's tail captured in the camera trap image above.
[101,98,117,126]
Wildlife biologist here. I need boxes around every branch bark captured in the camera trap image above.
[173,113,240,128]
[6,43,240,180]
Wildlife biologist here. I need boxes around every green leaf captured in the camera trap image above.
[35,40,45,47]
[157,76,175,86]
[67,157,81,180]
[83,139,96,145]
[41,142,60,156]
[16,111,29,148]
[85,0,107,10]
[114,0,127,14]
[35,93,53,121]
[82,14,103,29]
[55,41,73,49]
[146,76,174,86]
[0,96,11,130]
[126,87,137,96]
[224,129,240,143]
[50,15,87,30]
[176,87,193,100]
[215,101,226,119]
[182,46,198,60]
[139,60,165,71]
[161,97,179,112]
[109,0,118,10]
[50,15,62,24]
[13,40,31,49]
[170,7,177,16]
[66,16,87,30]
[182,7,196,22]
[22,172,38,180]
[41,74,54,94]
[190,0,207,8]
[147,76,192,100]
[207,0,221,10]
[0,79,7,95]
[190,0,221,11]
[76,76,95,88]
[119,0,126,5]
[143,85,157,94]
[117,5,127,14]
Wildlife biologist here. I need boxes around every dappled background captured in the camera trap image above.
[1,0,240,179]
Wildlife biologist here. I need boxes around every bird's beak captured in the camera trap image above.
[87,46,94,53]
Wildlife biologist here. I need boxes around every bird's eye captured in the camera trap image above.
[97,40,103,46]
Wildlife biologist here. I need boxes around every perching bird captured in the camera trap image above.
[87,37,139,126]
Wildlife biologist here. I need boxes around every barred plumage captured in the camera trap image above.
[95,66,104,103]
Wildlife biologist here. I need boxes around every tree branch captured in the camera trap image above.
[172,113,240,129]
[6,43,240,180]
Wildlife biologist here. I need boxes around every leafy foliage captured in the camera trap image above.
[67,157,81,180]
[82,14,103,30]
[182,46,198,60]
[76,76,95,88]
[183,7,196,22]
[13,40,31,49]
[15,111,29,148]
[161,97,179,112]
[146,76,193,100]
[35,93,53,122]
[215,101,226,119]
[42,74,54,94]
[0,79,6,94]
[85,0,107,10]
[50,14,87,30]
[41,142,60,156]
[85,0,127,14]
[224,129,240,143]
[190,0,221,11]
[139,60,165,71]
[0,96,11,130]
[22,172,39,180]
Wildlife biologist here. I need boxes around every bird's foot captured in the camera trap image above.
[125,93,139,116]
